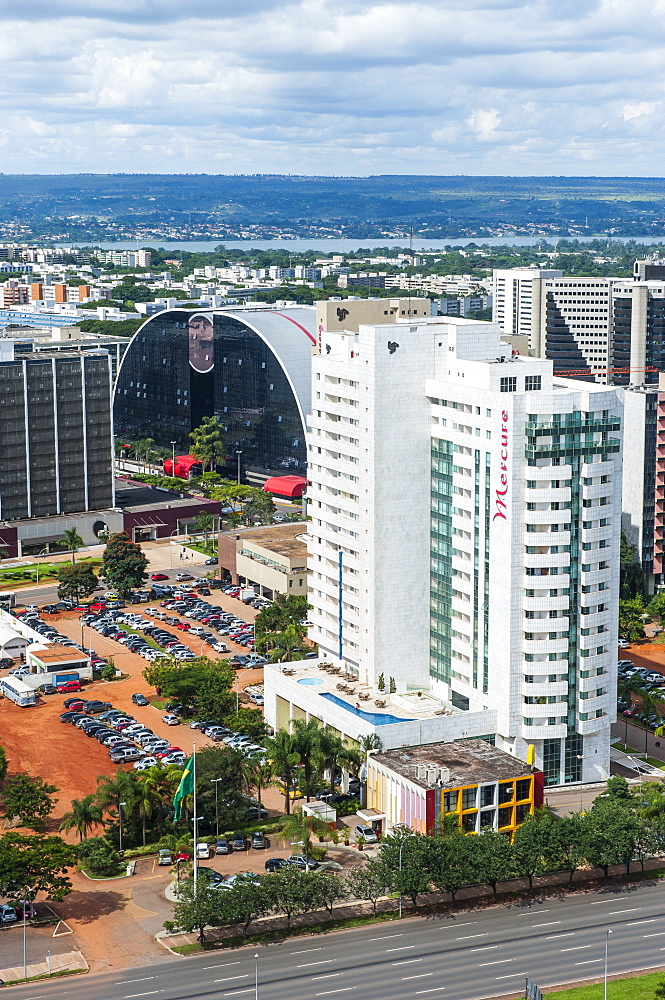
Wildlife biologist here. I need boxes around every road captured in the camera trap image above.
[8,880,665,1000]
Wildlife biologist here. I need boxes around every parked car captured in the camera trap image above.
[264,857,288,873]
[162,714,180,726]
[13,900,37,919]
[175,573,194,581]
[132,693,149,706]
[354,824,378,843]
[251,831,267,850]
[196,842,211,860]
[56,679,82,693]
[0,903,18,923]
[205,557,218,565]
[157,849,173,866]
[151,573,169,581]
[38,683,58,695]
[287,854,318,871]
[232,832,247,852]
[215,837,231,855]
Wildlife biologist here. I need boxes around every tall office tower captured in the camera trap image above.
[621,383,660,593]
[0,350,114,520]
[539,277,615,380]
[610,281,665,385]
[492,268,562,340]
[307,317,622,784]
[634,256,665,281]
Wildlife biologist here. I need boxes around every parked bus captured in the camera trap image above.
[0,676,36,707]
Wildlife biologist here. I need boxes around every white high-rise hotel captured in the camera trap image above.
[305,317,622,785]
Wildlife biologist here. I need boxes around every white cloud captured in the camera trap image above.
[0,0,664,173]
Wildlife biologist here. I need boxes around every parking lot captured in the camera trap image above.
[0,571,272,829]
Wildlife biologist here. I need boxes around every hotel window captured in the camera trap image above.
[500,377,517,392]
[525,375,542,391]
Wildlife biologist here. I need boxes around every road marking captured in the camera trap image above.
[628,919,655,926]
[291,947,323,954]
[590,899,617,905]
[202,963,241,969]
[370,933,403,941]
[117,980,156,986]
[547,933,574,940]
[124,993,163,998]
[314,990,356,997]
[222,992,253,997]
[414,989,446,995]
[297,960,335,968]
[608,908,641,915]
[214,977,250,984]
[644,932,665,938]
[449,921,475,928]
[561,945,591,952]
[532,921,561,928]
[471,946,499,953]
[392,959,423,966]
[575,960,603,966]
[403,974,433,981]
[312,975,341,981]
[457,933,487,940]
[478,959,515,967]
[386,945,415,952]
[496,973,527,980]
[519,909,549,916]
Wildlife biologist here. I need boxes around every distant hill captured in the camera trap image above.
[1,174,664,240]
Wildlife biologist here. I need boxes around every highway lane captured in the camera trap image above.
[9,879,665,1000]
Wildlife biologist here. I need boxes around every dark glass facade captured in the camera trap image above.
[0,351,113,520]
[113,311,308,479]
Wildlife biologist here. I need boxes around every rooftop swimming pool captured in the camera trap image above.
[297,677,324,686]
[319,691,413,725]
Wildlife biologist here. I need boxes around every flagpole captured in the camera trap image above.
[193,742,198,891]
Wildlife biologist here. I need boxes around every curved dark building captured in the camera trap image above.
[113,307,315,481]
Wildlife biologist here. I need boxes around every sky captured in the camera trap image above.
[2,0,665,176]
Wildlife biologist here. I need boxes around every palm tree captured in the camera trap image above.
[292,718,324,802]
[279,810,332,858]
[265,730,300,815]
[96,769,140,838]
[59,794,103,842]
[318,730,361,797]
[240,758,275,815]
[58,527,85,565]
[135,775,161,846]
[267,624,307,663]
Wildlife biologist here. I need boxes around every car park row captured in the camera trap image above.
[59,699,188,766]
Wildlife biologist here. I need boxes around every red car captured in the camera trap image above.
[57,680,82,693]
[151,572,169,581]
[175,849,190,862]
[175,621,191,631]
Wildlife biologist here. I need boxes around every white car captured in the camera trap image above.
[196,842,211,860]
[162,714,180,726]
[133,757,158,770]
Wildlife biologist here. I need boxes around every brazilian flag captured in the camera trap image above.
[173,755,194,821]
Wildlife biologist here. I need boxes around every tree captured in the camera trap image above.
[291,718,324,801]
[1,774,58,830]
[77,836,120,876]
[221,707,267,739]
[56,564,98,602]
[346,859,390,914]
[318,730,360,797]
[254,594,310,638]
[193,746,249,831]
[468,828,515,896]
[143,657,235,718]
[58,527,85,565]
[265,730,300,815]
[0,742,7,781]
[59,794,103,842]
[101,531,148,596]
[619,597,646,643]
[266,866,320,928]
[0,833,77,899]
[389,677,397,694]
[171,876,223,943]
[266,624,307,663]
[384,832,433,910]
[190,416,225,472]
[580,798,639,877]
[428,827,481,900]
[377,673,385,692]
[194,512,216,552]
[240,758,274,815]
[311,873,348,918]
[620,531,645,599]
[216,874,272,937]
[512,810,562,889]
[551,813,586,886]
[617,674,647,744]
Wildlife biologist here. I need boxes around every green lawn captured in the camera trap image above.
[0,557,102,590]
[545,970,665,999]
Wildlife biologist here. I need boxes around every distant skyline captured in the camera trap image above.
[3,0,664,176]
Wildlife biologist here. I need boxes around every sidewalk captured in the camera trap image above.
[0,950,87,985]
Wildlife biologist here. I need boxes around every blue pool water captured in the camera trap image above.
[319,691,413,725]
[297,677,324,686]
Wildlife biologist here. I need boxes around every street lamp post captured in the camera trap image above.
[170,441,177,475]
[236,666,253,714]
[236,450,242,486]
[211,778,223,838]
[169,528,180,570]
[35,546,48,586]
[604,928,612,1000]
[254,952,259,1000]
[119,801,127,855]
[291,839,308,868]
[577,755,585,812]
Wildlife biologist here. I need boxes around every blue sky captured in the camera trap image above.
[3,0,664,175]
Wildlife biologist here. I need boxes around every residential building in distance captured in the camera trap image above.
[492,268,562,341]
[0,347,114,522]
[265,315,623,787]
[364,739,543,836]
[217,522,308,598]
